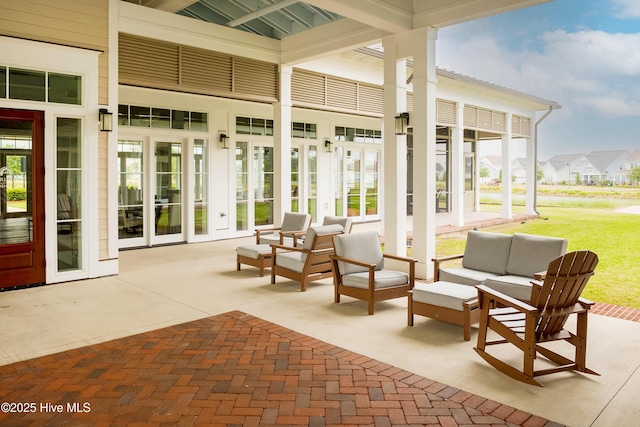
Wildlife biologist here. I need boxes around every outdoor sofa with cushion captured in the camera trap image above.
[433,230,568,301]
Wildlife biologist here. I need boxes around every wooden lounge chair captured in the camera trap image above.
[331,231,416,315]
[474,250,599,386]
[270,224,344,291]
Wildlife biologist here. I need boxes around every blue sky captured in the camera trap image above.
[436,0,640,160]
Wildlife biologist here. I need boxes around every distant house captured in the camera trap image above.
[543,154,583,184]
[586,150,629,184]
[512,158,528,184]
[479,156,501,184]
[621,150,640,184]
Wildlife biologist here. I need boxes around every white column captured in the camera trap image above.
[525,136,536,215]
[501,113,513,219]
[382,37,407,256]
[450,102,465,227]
[274,65,292,226]
[411,27,438,279]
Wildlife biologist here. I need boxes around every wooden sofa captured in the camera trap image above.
[432,230,568,301]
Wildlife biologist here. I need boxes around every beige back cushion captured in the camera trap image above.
[333,231,384,275]
[462,231,513,275]
[506,233,568,277]
[281,212,311,232]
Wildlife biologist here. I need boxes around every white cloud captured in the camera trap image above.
[437,27,640,118]
[611,0,640,18]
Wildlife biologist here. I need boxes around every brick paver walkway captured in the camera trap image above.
[0,311,559,426]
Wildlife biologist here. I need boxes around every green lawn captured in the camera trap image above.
[436,206,640,309]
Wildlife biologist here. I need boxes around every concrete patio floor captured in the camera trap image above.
[1,218,639,426]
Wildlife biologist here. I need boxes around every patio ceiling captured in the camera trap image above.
[121,1,552,59]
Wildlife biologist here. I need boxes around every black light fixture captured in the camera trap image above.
[99,108,113,132]
[394,112,409,135]
[219,132,230,149]
[324,139,333,153]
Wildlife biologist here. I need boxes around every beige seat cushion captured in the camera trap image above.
[341,270,409,290]
[412,281,478,311]
[236,244,271,259]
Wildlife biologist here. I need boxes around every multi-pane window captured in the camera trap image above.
[235,142,249,231]
[118,105,208,131]
[334,127,381,144]
[308,146,317,222]
[56,117,82,271]
[253,146,274,226]
[292,122,317,139]
[194,139,208,235]
[0,67,81,105]
[236,117,274,136]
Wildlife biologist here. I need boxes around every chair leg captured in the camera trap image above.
[408,293,414,326]
[368,300,374,315]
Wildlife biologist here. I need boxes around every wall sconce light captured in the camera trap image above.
[219,132,230,149]
[99,108,113,132]
[324,139,333,153]
[394,112,409,135]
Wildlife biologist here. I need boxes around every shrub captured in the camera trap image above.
[7,188,26,201]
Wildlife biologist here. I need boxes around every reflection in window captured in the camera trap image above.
[194,139,208,235]
[118,140,144,240]
[291,148,299,212]
[56,118,82,272]
[235,142,248,230]
[48,73,81,105]
[9,69,45,102]
[253,146,273,226]
[151,108,171,128]
[308,146,317,222]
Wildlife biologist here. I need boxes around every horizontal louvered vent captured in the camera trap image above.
[181,47,232,92]
[292,70,325,105]
[437,99,456,125]
[327,78,357,110]
[407,93,413,112]
[120,34,179,85]
[119,33,277,101]
[512,115,531,136]
[359,84,383,114]
[234,57,278,98]
[464,105,508,133]
[492,111,506,132]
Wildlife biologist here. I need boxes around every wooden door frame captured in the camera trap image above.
[0,108,45,289]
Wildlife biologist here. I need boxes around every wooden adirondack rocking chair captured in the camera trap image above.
[474,250,599,386]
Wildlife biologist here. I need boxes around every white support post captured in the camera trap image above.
[411,27,438,280]
[382,37,407,257]
[525,136,536,215]
[501,113,513,219]
[274,65,293,226]
[450,102,465,227]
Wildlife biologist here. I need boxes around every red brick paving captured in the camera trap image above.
[591,302,640,322]
[0,311,563,426]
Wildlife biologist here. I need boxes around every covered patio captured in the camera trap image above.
[1,223,638,426]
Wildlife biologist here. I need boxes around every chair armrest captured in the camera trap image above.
[533,270,547,281]
[279,229,307,246]
[330,254,376,270]
[476,285,537,315]
[384,254,416,287]
[270,243,305,253]
[256,227,281,243]
[383,253,417,264]
[431,253,463,281]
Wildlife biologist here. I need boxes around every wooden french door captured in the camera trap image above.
[0,109,45,289]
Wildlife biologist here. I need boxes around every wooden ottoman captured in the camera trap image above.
[236,244,273,277]
[408,281,480,341]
